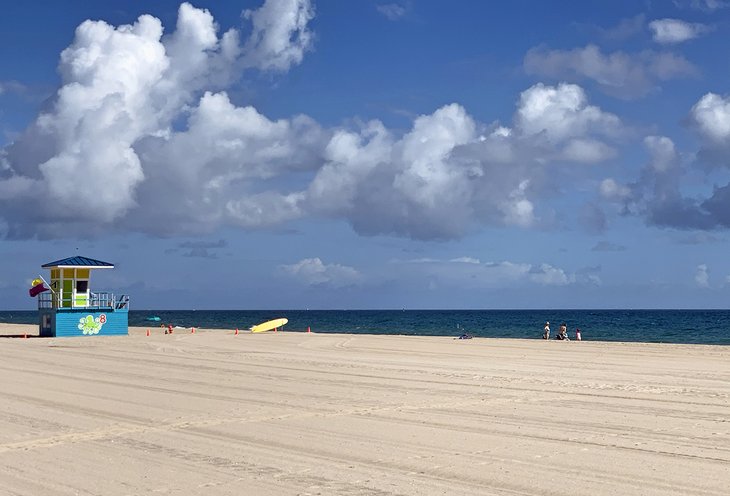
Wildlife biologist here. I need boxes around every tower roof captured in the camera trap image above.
[42,256,114,269]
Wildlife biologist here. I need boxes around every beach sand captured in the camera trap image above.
[0,323,728,495]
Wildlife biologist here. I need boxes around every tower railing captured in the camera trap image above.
[38,292,130,310]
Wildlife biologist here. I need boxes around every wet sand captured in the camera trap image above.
[0,323,728,495]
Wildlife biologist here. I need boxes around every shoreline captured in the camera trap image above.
[1,322,727,348]
[3,308,729,346]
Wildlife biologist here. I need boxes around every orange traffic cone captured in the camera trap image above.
[146,329,150,337]
[307,326,311,333]
[191,327,195,334]
[235,328,239,335]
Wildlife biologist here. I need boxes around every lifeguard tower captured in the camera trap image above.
[34,256,129,337]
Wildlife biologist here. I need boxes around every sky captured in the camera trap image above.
[2,0,730,310]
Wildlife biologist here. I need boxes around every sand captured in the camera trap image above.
[0,323,728,496]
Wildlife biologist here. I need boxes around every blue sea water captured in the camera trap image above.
[1,309,729,344]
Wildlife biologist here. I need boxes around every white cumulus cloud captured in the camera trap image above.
[278,258,361,287]
[376,3,408,20]
[515,83,620,141]
[695,264,710,288]
[0,0,315,238]
[644,136,678,172]
[679,0,729,10]
[295,83,619,239]
[0,4,622,242]
[690,92,730,144]
[599,135,721,230]
[529,263,572,286]
[393,257,583,289]
[241,0,314,71]
[561,138,616,163]
[600,178,631,201]
[524,44,698,99]
[649,18,711,44]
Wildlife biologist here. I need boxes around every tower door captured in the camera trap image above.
[61,279,73,308]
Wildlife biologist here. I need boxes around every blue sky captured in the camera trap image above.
[2,0,730,310]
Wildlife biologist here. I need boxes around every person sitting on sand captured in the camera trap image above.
[543,321,550,340]
[556,323,570,341]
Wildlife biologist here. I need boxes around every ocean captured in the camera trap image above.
[1,309,729,345]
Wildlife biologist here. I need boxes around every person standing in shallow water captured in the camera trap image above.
[543,321,550,339]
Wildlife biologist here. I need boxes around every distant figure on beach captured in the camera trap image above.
[556,323,569,341]
[543,321,550,340]
[575,328,582,341]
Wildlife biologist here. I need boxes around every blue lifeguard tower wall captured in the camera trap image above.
[37,257,129,338]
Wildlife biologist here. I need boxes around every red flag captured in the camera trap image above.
[29,283,48,297]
